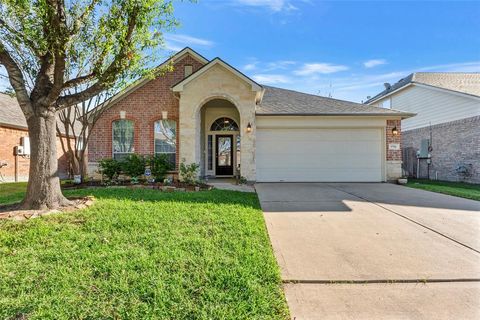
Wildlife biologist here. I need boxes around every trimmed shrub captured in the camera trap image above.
[148,154,173,181]
[179,160,200,185]
[121,154,146,179]
[99,158,122,181]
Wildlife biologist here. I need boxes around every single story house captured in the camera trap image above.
[366,72,480,183]
[88,47,414,182]
[0,93,72,182]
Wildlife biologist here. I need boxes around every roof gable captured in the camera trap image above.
[366,72,480,104]
[103,47,208,107]
[172,58,263,92]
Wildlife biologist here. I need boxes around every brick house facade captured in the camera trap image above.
[87,48,412,183]
[403,116,479,183]
[88,55,204,171]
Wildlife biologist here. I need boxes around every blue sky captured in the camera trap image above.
[1,1,479,103]
[162,0,480,102]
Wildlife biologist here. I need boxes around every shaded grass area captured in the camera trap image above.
[0,187,289,319]
[0,182,27,205]
[406,179,480,201]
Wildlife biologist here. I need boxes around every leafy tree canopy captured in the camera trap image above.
[0,0,178,114]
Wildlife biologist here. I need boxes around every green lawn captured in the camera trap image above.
[0,186,289,319]
[0,182,28,205]
[406,179,480,201]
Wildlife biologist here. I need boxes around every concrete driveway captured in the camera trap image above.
[256,183,480,320]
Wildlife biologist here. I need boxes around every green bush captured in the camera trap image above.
[147,154,173,181]
[121,154,146,179]
[179,160,200,185]
[99,158,122,181]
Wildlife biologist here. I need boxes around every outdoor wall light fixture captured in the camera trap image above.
[247,122,252,133]
[392,126,399,136]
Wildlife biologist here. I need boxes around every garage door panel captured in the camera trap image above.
[256,128,383,182]
[263,143,381,156]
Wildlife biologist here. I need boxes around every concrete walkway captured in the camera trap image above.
[208,178,255,192]
[256,183,480,319]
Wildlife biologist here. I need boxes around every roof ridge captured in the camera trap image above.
[264,85,369,107]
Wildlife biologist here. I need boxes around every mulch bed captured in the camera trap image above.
[0,196,95,221]
[62,181,213,191]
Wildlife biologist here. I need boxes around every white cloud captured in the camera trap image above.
[419,61,480,72]
[252,74,292,84]
[265,60,296,71]
[233,0,297,12]
[294,63,348,75]
[164,34,214,48]
[363,59,387,68]
[243,63,258,71]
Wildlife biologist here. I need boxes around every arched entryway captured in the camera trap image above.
[199,99,241,177]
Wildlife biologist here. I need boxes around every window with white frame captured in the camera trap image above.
[154,119,177,167]
[112,119,134,160]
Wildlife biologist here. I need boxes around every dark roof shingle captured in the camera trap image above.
[0,93,82,134]
[0,93,27,129]
[258,86,413,117]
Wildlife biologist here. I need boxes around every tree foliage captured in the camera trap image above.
[0,0,181,209]
[0,0,178,114]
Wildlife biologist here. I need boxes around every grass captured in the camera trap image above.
[0,185,289,319]
[406,179,480,201]
[0,182,28,205]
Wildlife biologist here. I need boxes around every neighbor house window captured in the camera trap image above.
[112,119,134,160]
[154,119,177,167]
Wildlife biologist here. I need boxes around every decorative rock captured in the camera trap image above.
[84,200,94,207]
[174,188,186,192]
[165,186,176,192]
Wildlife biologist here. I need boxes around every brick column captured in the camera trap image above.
[386,119,402,180]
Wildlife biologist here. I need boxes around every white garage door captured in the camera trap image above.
[256,128,383,182]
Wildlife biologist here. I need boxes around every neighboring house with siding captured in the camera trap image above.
[366,73,480,183]
[0,93,73,182]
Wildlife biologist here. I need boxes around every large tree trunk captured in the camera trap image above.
[22,110,71,210]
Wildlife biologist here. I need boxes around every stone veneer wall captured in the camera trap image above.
[402,115,479,183]
[177,64,258,181]
[386,119,403,180]
[88,55,205,174]
[0,125,70,182]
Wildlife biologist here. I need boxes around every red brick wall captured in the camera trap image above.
[386,119,402,161]
[88,54,205,170]
[0,125,70,181]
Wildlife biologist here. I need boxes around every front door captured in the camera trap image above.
[215,135,233,176]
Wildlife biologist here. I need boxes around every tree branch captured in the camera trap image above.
[56,11,138,110]
[0,41,33,116]
[62,72,96,89]
[0,18,41,57]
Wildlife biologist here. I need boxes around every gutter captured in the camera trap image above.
[255,112,416,119]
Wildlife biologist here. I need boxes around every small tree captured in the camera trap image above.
[56,90,113,182]
[0,0,180,209]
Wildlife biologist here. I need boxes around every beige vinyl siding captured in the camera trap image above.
[376,85,480,131]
